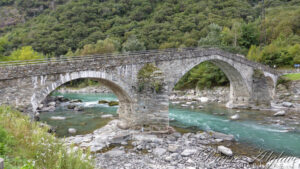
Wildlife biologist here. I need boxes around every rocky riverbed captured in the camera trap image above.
[65,120,265,169]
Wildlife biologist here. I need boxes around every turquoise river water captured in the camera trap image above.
[40,92,300,157]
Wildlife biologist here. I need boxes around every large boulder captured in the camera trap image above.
[217,145,233,156]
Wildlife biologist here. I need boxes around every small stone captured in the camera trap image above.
[274,110,286,116]
[211,131,235,141]
[48,101,56,107]
[69,99,82,103]
[117,121,129,130]
[50,116,66,120]
[168,144,180,153]
[153,147,167,156]
[104,149,125,157]
[98,100,109,104]
[230,114,240,120]
[199,97,209,103]
[101,114,113,118]
[74,106,84,111]
[68,128,77,134]
[217,145,233,156]
[67,104,76,109]
[181,149,197,157]
[282,102,293,108]
[108,101,119,106]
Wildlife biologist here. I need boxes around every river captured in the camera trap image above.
[39,92,300,157]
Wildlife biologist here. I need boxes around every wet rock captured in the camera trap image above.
[101,114,113,118]
[217,145,233,156]
[40,106,55,112]
[108,101,119,106]
[50,116,66,120]
[48,101,56,107]
[181,149,197,157]
[69,99,82,103]
[68,128,77,134]
[98,100,109,104]
[211,131,235,141]
[57,96,69,102]
[67,104,76,109]
[230,114,240,120]
[74,106,84,111]
[153,148,167,156]
[282,102,293,108]
[274,110,286,116]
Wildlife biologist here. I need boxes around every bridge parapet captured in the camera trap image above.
[0,48,278,80]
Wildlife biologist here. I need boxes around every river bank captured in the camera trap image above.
[65,120,263,169]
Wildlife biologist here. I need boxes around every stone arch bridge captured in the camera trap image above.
[0,48,279,129]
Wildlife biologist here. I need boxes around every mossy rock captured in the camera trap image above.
[108,101,119,106]
[98,100,109,104]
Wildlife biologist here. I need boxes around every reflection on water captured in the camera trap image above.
[40,92,300,157]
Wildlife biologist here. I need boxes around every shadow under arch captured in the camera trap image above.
[32,71,135,120]
[163,56,253,107]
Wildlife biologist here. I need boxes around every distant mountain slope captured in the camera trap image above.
[0,0,299,57]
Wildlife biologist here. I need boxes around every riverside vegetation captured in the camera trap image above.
[0,106,94,169]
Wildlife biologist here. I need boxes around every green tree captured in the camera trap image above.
[198,23,222,46]
[79,38,120,55]
[239,23,260,48]
[6,46,44,61]
[122,35,146,52]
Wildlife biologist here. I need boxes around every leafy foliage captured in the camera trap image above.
[175,62,229,90]
[0,106,94,169]
[0,0,300,89]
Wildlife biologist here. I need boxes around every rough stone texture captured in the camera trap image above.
[0,158,3,169]
[0,48,279,129]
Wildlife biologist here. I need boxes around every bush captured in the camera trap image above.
[0,106,94,169]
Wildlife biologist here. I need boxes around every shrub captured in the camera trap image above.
[0,106,94,169]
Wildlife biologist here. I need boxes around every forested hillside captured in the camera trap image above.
[0,0,300,89]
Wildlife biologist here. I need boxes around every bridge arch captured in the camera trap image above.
[31,70,135,120]
[159,54,257,107]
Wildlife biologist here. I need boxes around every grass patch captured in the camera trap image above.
[0,106,94,169]
[282,73,300,81]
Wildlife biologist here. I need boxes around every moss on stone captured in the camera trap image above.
[108,101,119,106]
